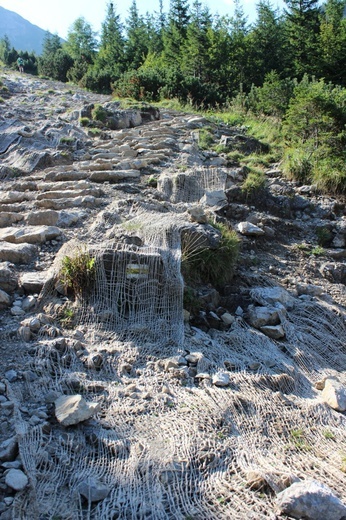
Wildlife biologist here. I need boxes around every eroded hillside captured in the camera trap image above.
[0,70,345,520]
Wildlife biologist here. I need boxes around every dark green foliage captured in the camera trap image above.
[59,249,96,298]
[182,222,240,286]
[282,76,346,192]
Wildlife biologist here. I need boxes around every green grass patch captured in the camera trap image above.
[182,222,240,286]
[59,248,96,299]
[241,169,266,197]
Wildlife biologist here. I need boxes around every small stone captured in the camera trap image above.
[220,313,235,326]
[21,295,36,312]
[236,221,265,236]
[4,370,17,383]
[1,461,22,470]
[212,372,230,387]
[0,437,18,462]
[5,469,28,491]
[260,324,285,339]
[17,326,31,342]
[10,307,25,317]
[78,478,110,502]
[54,395,100,426]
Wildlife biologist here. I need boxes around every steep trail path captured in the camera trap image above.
[0,71,345,519]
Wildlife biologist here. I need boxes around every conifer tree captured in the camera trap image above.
[181,0,212,80]
[319,0,346,84]
[248,1,286,85]
[97,2,125,77]
[163,0,190,65]
[124,0,149,69]
[284,0,321,77]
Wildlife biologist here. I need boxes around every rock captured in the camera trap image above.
[199,190,227,207]
[21,295,36,312]
[319,262,346,284]
[250,286,295,310]
[26,210,59,226]
[0,242,38,264]
[54,394,100,426]
[17,326,31,342]
[321,378,346,412]
[89,170,140,183]
[0,437,18,462]
[0,263,18,293]
[78,478,110,502]
[247,305,280,328]
[0,290,11,309]
[5,370,17,382]
[220,313,235,326]
[296,284,324,297]
[212,372,230,387]
[276,479,346,520]
[20,272,47,294]
[5,469,28,491]
[187,205,208,224]
[57,210,85,228]
[260,324,285,339]
[0,226,61,245]
[236,222,265,236]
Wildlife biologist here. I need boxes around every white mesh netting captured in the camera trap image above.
[9,210,346,519]
[157,167,228,203]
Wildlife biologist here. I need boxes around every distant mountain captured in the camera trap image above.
[0,6,58,55]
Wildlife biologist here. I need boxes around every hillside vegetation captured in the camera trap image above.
[1,0,346,195]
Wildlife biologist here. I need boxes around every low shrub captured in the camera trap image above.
[182,222,240,286]
[59,249,96,298]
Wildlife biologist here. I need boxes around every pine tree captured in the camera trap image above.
[97,2,125,77]
[181,0,212,80]
[284,0,321,77]
[124,0,149,69]
[248,1,286,85]
[163,0,190,65]
[319,0,346,84]
[228,0,251,94]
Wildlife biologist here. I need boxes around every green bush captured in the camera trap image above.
[282,76,346,192]
[92,104,107,123]
[59,249,96,298]
[241,169,266,197]
[182,222,240,286]
[79,117,90,127]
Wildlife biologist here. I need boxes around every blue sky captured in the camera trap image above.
[0,0,285,39]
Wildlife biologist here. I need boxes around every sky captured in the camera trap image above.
[0,0,285,40]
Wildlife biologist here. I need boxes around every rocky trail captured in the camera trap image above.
[0,70,345,520]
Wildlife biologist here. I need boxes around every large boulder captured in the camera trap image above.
[276,480,346,520]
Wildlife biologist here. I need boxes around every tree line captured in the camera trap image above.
[1,0,346,105]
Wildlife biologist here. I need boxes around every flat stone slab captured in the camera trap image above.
[20,271,47,294]
[0,226,61,245]
[0,242,38,264]
[89,170,140,183]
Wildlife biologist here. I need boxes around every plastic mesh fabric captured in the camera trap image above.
[11,293,346,519]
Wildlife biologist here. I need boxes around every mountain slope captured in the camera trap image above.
[0,6,52,54]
